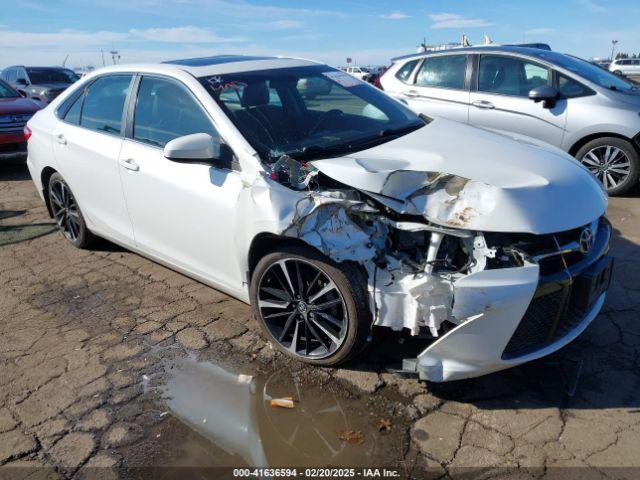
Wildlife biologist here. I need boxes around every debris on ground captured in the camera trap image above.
[270,397,295,409]
[337,429,365,444]
[378,418,393,435]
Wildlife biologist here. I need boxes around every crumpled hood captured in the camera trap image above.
[311,118,607,234]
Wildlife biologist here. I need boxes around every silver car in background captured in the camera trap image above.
[381,46,640,195]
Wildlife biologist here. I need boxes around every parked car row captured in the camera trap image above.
[0,65,80,161]
[1,66,79,104]
[380,46,640,195]
[23,55,612,381]
[0,79,42,160]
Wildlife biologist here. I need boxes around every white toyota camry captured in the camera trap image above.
[24,55,613,381]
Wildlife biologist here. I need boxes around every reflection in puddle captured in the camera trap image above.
[150,354,403,468]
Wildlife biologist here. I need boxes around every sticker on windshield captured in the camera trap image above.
[322,71,362,88]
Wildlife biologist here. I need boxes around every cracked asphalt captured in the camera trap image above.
[1,161,639,479]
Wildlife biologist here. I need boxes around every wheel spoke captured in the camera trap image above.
[288,321,300,353]
[50,189,64,207]
[308,280,338,304]
[583,152,601,167]
[313,298,343,311]
[260,286,292,302]
[606,173,618,187]
[278,311,298,342]
[305,270,323,297]
[306,320,330,351]
[259,299,290,309]
[315,311,343,330]
[264,309,295,320]
[277,260,297,296]
[608,166,630,175]
[310,318,341,345]
[604,146,613,162]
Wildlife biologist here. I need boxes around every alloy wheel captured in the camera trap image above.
[49,179,81,242]
[580,145,631,191]
[257,258,348,359]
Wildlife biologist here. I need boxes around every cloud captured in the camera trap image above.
[380,12,410,20]
[429,13,492,29]
[262,20,304,30]
[576,0,605,12]
[0,26,243,49]
[525,27,555,35]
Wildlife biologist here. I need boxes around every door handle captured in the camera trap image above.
[403,90,421,98]
[119,158,140,172]
[55,133,67,145]
[472,100,495,109]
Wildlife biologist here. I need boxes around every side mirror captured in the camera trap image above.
[163,133,221,164]
[15,78,28,86]
[529,85,559,109]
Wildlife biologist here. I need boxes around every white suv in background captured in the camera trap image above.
[609,58,640,77]
[381,46,640,195]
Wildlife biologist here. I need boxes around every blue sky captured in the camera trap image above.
[1,0,638,69]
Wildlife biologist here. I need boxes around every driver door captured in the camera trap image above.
[118,75,245,290]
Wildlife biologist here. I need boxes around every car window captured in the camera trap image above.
[64,93,84,125]
[133,76,218,148]
[4,69,15,82]
[558,74,592,98]
[415,55,467,89]
[80,75,133,135]
[203,65,420,163]
[395,60,419,82]
[479,55,550,97]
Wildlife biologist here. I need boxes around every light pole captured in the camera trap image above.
[611,40,619,61]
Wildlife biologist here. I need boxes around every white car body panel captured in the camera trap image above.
[25,58,612,382]
[311,118,607,234]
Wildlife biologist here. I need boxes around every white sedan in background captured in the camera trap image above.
[25,55,611,381]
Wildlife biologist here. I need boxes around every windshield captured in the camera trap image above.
[0,81,19,99]
[26,68,79,84]
[539,52,637,92]
[201,65,424,162]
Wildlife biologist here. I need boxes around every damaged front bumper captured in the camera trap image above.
[402,220,613,382]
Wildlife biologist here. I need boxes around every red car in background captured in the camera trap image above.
[0,79,41,161]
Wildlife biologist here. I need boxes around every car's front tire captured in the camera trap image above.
[47,172,95,248]
[576,137,639,196]
[250,244,371,366]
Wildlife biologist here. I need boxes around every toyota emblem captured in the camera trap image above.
[579,228,594,254]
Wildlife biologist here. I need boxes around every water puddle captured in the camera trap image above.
[142,353,405,469]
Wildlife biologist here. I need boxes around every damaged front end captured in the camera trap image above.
[254,153,611,382]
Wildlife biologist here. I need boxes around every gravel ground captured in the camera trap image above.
[1,161,640,479]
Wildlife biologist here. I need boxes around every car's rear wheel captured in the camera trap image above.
[613,70,623,76]
[48,172,95,248]
[250,245,371,366]
[576,137,639,196]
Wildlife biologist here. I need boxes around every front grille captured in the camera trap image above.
[502,281,587,359]
[502,219,613,360]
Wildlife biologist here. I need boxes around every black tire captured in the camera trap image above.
[250,244,371,366]
[47,172,96,248]
[613,70,623,76]
[575,137,639,196]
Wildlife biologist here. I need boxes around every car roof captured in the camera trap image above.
[391,45,565,63]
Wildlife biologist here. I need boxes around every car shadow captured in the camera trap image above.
[353,225,640,411]
[0,160,30,181]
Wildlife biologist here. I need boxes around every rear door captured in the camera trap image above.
[401,54,471,123]
[52,74,135,244]
[469,54,567,147]
[117,74,244,288]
